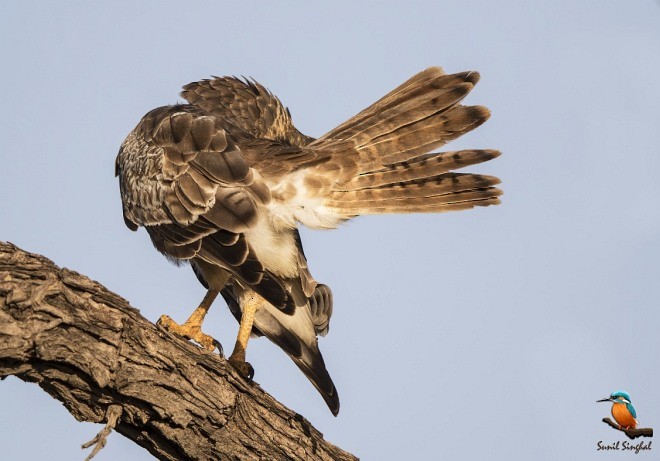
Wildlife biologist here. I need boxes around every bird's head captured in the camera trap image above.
[597,390,632,405]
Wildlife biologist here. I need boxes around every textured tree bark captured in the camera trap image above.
[0,241,357,461]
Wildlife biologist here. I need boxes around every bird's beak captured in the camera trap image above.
[597,397,612,403]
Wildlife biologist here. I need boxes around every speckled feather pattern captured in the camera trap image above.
[115,67,501,415]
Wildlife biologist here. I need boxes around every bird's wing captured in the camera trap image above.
[116,105,295,311]
[181,76,314,147]
[221,281,339,415]
[221,228,333,336]
[226,68,502,230]
[308,283,333,337]
[177,68,500,228]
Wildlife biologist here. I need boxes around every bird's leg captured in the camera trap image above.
[158,289,221,352]
[228,293,259,379]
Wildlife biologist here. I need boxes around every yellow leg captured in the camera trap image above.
[228,294,259,379]
[158,289,220,351]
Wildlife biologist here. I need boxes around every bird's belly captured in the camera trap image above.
[244,215,298,278]
[612,403,637,428]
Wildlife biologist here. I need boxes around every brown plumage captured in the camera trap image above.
[115,67,501,416]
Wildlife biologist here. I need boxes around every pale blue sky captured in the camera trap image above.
[1,1,659,460]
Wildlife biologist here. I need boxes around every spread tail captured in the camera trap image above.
[308,67,502,217]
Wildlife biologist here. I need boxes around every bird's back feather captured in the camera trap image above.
[116,67,502,416]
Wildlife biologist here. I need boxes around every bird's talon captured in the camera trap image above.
[229,359,254,380]
[212,339,224,357]
[157,314,219,352]
[193,333,217,352]
[157,314,175,328]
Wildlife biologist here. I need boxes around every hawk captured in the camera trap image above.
[115,67,501,415]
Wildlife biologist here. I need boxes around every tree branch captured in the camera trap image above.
[0,241,357,461]
[601,418,654,440]
[81,404,123,460]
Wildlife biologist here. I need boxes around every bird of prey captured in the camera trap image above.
[115,67,501,416]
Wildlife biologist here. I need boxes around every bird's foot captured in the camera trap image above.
[157,314,222,354]
[228,355,255,380]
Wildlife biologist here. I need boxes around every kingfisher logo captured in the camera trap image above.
[596,390,653,453]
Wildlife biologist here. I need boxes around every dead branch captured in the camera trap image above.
[0,241,357,461]
[602,418,654,440]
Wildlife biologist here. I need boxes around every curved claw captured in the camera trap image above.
[212,338,224,358]
[229,358,254,381]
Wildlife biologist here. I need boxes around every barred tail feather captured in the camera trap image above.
[307,68,501,218]
[313,66,456,146]
[340,149,501,190]
[327,192,501,215]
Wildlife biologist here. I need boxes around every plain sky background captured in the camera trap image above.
[1,1,659,460]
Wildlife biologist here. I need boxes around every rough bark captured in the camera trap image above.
[601,418,654,440]
[0,241,357,461]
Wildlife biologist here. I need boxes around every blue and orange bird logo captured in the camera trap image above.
[598,391,638,430]
[597,390,653,439]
